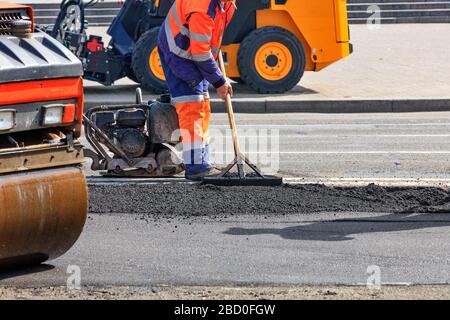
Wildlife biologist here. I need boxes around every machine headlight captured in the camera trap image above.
[42,104,76,126]
[0,110,16,131]
[43,105,64,125]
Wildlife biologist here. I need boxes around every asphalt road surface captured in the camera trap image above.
[83,111,450,180]
[2,111,450,290]
[2,213,450,287]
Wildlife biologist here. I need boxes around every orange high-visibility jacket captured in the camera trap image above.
[158,0,236,88]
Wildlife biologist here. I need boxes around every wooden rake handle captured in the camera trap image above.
[217,51,242,159]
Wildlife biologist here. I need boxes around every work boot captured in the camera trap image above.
[185,167,224,181]
[183,145,223,180]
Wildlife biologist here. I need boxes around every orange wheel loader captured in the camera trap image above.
[51,0,352,94]
[0,3,87,269]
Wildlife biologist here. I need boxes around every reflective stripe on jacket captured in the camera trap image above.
[158,0,235,88]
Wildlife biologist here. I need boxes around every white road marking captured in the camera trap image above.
[284,177,450,187]
[285,177,450,182]
[285,135,450,138]
[87,177,450,187]
[212,135,450,138]
[355,282,414,286]
[213,151,450,154]
[212,123,450,128]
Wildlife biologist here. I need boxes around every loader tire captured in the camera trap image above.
[132,27,168,94]
[238,27,306,94]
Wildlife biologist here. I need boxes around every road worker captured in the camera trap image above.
[158,0,236,180]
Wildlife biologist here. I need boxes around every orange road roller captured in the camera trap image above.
[0,3,87,269]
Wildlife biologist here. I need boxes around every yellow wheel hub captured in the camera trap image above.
[149,47,165,81]
[254,42,293,81]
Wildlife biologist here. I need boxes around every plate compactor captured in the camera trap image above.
[0,3,87,268]
[83,90,185,177]
[83,85,282,186]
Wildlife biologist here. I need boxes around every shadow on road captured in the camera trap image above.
[0,264,54,281]
[224,213,450,242]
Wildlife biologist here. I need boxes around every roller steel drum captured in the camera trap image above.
[0,167,88,268]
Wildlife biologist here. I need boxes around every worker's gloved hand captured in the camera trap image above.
[217,81,233,100]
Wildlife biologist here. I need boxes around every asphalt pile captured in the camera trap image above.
[88,183,450,216]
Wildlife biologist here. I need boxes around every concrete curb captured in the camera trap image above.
[85,97,450,113]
